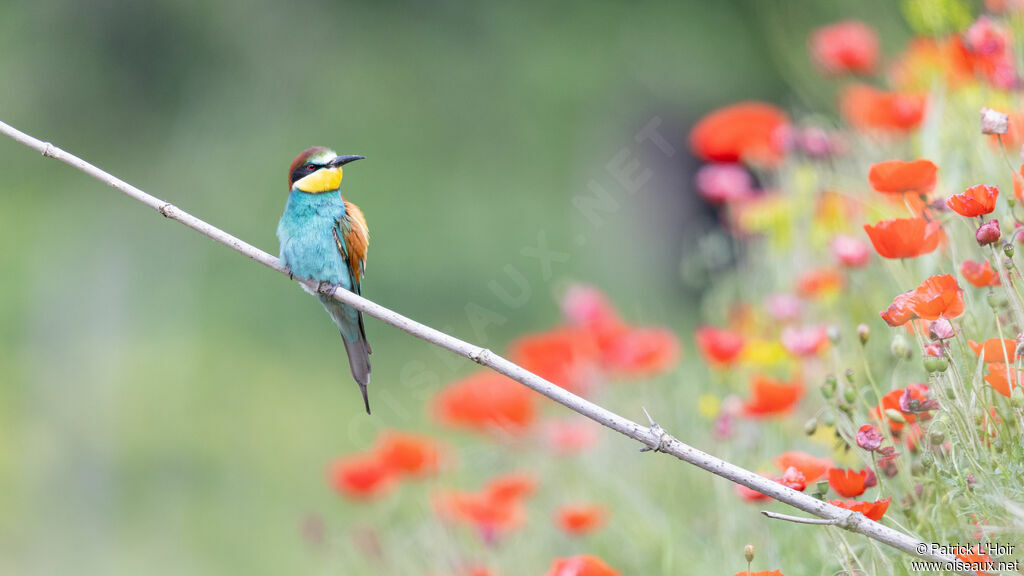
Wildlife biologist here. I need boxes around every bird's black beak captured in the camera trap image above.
[330,155,365,167]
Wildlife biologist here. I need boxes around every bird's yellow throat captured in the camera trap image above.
[293,167,343,193]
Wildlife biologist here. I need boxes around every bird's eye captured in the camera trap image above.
[306,163,317,171]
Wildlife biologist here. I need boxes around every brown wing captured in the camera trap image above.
[337,199,369,285]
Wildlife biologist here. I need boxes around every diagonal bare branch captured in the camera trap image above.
[0,119,968,573]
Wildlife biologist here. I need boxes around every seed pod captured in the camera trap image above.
[987,290,1007,308]
[744,544,755,563]
[923,356,949,373]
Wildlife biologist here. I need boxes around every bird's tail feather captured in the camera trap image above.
[319,296,373,414]
[343,335,372,414]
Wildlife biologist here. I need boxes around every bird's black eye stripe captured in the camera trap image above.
[291,163,320,184]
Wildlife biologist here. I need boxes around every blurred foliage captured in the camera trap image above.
[0,0,912,574]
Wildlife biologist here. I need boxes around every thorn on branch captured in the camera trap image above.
[639,406,671,453]
[761,510,842,525]
[470,347,492,365]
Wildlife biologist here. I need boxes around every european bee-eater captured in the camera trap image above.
[277,147,372,413]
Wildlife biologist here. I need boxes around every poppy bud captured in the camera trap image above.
[827,325,841,344]
[977,219,1002,246]
[845,369,855,384]
[843,387,857,404]
[1005,243,1015,258]
[822,410,836,427]
[744,544,755,563]
[1012,386,1024,408]
[929,428,945,445]
[980,107,1009,134]
[857,323,870,345]
[822,375,837,399]
[884,408,907,424]
[804,418,818,435]
[921,452,934,470]
[890,335,910,359]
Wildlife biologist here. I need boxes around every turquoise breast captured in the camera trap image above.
[277,190,351,289]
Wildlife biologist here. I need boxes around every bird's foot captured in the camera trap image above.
[317,281,337,296]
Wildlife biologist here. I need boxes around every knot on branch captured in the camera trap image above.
[470,347,492,365]
[836,510,864,530]
[158,203,176,218]
[639,407,673,453]
[41,142,56,158]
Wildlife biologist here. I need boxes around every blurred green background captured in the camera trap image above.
[0,1,907,574]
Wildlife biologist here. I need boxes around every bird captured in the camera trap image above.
[277,146,372,413]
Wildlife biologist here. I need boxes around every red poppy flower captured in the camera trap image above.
[880,290,918,327]
[509,328,599,395]
[434,473,536,539]
[955,544,994,573]
[373,431,442,477]
[809,20,879,75]
[841,85,926,133]
[909,274,964,320]
[689,102,789,165]
[774,451,833,482]
[327,453,398,500]
[546,418,600,454]
[796,268,844,297]
[555,504,607,536]
[695,326,745,367]
[829,497,891,521]
[736,481,772,501]
[856,424,884,451]
[831,234,870,267]
[985,363,1023,397]
[828,468,868,498]
[433,371,536,433]
[868,159,938,194]
[780,325,829,357]
[871,384,931,433]
[969,339,1017,363]
[947,184,999,216]
[742,375,803,417]
[545,555,619,576]
[600,327,681,377]
[779,466,807,491]
[485,472,537,503]
[976,219,1002,246]
[433,490,525,537]
[561,284,621,329]
[961,259,1000,287]
[863,218,943,259]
